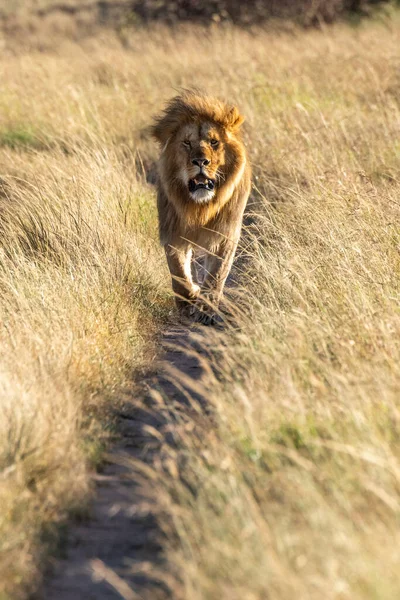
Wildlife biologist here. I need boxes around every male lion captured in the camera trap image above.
[152,91,251,325]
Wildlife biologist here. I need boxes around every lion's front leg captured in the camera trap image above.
[165,244,200,312]
[192,239,238,325]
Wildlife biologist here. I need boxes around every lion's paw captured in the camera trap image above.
[189,303,221,327]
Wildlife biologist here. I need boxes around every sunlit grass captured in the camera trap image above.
[1,8,400,600]
[0,143,169,597]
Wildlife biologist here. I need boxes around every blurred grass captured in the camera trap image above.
[1,5,400,600]
[0,43,171,595]
[0,126,45,149]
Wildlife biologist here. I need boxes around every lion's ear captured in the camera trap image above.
[225,106,245,132]
[151,120,170,146]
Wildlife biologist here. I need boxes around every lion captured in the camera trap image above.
[152,90,251,325]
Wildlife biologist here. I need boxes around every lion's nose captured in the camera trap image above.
[192,158,210,167]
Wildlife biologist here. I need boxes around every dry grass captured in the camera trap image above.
[2,6,400,600]
[0,31,171,598]
[132,15,400,600]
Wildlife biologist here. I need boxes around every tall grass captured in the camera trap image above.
[155,190,400,599]
[2,8,400,600]
[131,15,400,600]
[0,106,169,598]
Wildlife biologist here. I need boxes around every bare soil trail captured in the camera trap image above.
[41,324,209,600]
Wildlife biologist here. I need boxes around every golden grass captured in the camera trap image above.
[156,190,400,598]
[0,39,171,596]
[2,7,400,600]
[131,15,400,600]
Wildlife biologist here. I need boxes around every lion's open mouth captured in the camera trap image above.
[188,174,215,193]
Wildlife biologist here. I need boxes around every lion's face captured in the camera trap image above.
[176,122,226,204]
[152,92,246,211]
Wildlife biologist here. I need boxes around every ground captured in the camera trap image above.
[42,325,209,599]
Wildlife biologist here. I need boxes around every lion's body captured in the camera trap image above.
[152,91,251,324]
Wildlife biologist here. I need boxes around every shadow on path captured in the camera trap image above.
[41,324,211,600]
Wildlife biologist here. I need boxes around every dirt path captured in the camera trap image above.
[41,324,209,600]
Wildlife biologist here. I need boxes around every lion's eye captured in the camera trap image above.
[183,140,191,147]
[210,139,219,147]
